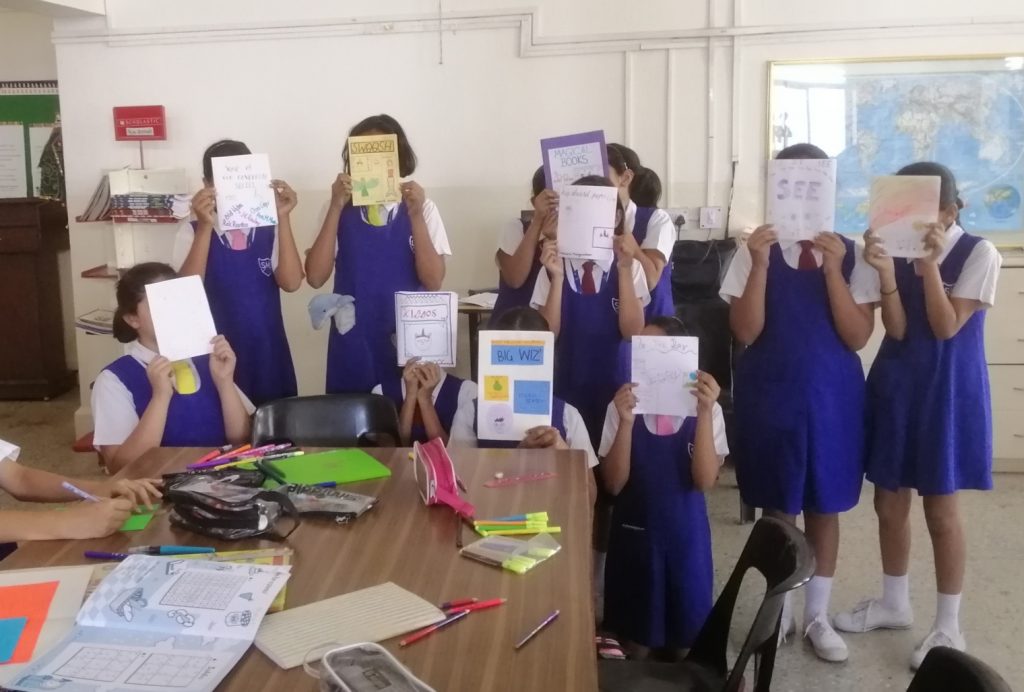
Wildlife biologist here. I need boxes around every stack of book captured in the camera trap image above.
[109,193,190,223]
[75,308,114,335]
[76,168,190,223]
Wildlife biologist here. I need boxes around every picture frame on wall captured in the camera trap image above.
[767,55,1024,235]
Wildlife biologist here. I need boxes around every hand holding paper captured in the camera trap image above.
[869,175,941,258]
[631,336,700,418]
[556,185,617,263]
[540,130,609,193]
[477,331,555,441]
[211,153,279,229]
[765,158,837,242]
[145,275,218,362]
[348,135,401,207]
[394,292,458,367]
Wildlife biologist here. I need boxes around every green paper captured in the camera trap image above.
[120,512,155,532]
[260,449,391,487]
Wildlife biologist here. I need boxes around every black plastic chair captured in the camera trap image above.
[251,394,400,448]
[599,517,816,692]
[908,647,1013,692]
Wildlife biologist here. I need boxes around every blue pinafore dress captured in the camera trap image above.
[604,416,713,648]
[473,397,568,448]
[632,206,674,320]
[104,355,227,447]
[732,239,865,514]
[865,233,992,494]
[555,262,627,450]
[200,225,297,406]
[380,372,464,444]
[491,219,543,327]
[326,204,423,394]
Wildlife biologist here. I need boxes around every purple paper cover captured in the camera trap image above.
[540,130,609,191]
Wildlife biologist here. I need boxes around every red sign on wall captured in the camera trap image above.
[113,105,166,141]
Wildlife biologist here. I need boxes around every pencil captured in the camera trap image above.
[514,609,560,650]
[399,609,470,647]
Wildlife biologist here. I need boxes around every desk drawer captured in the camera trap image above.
[985,268,1024,364]
[994,409,1024,460]
[0,225,41,253]
[990,366,1024,411]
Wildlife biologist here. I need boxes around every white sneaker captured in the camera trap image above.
[833,598,913,633]
[804,615,849,663]
[910,629,966,671]
[777,601,796,647]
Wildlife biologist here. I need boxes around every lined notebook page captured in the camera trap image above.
[254,582,445,669]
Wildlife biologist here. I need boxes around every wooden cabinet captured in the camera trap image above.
[0,198,75,399]
[987,261,1024,470]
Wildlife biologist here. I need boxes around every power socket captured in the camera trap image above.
[665,207,695,233]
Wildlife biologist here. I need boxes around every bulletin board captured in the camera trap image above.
[0,81,61,198]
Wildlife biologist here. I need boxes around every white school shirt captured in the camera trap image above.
[719,238,879,305]
[624,201,677,263]
[598,402,730,460]
[851,224,1002,307]
[0,438,19,463]
[171,220,281,273]
[317,200,453,258]
[371,373,478,412]
[91,342,256,448]
[529,258,652,310]
[448,392,599,469]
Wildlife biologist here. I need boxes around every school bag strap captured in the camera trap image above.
[412,438,475,519]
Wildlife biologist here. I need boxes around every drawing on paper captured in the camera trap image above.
[210,153,279,229]
[167,609,196,627]
[483,404,513,436]
[348,134,401,206]
[225,611,252,627]
[160,571,246,611]
[403,323,447,358]
[631,336,700,418]
[556,185,618,263]
[125,652,213,688]
[394,292,458,367]
[484,375,509,402]
[766,158,838,242]
[54,647,146,683]
[165,561,186,576]
[13,674,72,690]
[869,175,941,258]
[540,130,609,193]
[109,588,147,622]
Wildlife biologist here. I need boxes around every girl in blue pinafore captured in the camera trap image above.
[305,115,451,394]
[834,162,1002,671]
[173,139,302,406]
[491,167,554,326]
[373,360,474,445]
[722,143,878,662]
[607,144,676,320]
[90,263,254,473]
[601,316,729,657]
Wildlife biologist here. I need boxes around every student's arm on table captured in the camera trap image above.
[0,461,161,508]
[306,174,350,288]
[729,225,776,345]
[0,500,135,542]
[816,232,874,351]
[271,179,305,292]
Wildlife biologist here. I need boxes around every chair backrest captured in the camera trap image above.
[687,517,816,692]
[908,647,1013,692]
[251,394,401,448]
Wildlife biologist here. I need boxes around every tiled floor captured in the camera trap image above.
[1,391,1020,690]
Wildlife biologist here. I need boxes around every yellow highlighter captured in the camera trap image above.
[171,360,199,395]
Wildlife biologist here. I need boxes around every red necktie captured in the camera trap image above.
[581,261,597,295]
[797,241,817,271]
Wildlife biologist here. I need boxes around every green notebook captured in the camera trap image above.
[261,449,392,486]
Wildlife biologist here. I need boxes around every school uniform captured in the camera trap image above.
[372,371,476,444]
[864,225,1002,494]
[598,404,729,648]
[171,221,297,406]
[720,237,876,514]
[625,201,677,319]
[323,201,452,394]
[449,391,599,468]
[491,218,543,326]
[0,439,20,559]
[92,342,255,449]
[531,258,651,449]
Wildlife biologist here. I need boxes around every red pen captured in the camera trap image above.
[454,598,506,613]
[439,597,477,611]
[399,609,469,647]
[192,446,229,465]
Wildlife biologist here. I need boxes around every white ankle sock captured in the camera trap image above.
[934,592,961,635]
[881,573,911,613]
[803,576,833,624]
[593,551,607,597]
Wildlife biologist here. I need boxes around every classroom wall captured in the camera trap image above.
[49,0,1024,434]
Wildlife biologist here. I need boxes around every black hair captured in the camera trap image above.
[531,166,546,199]
[202,139,251,182]
[573,174,625,233]
[492,306,550,332]
[775,143,829,161]
[896,161,964,211]
[607,143,640,176]
[112,262,178,343]
[342,114,417,178]
[648,315,689,337]
[631,167,662,207]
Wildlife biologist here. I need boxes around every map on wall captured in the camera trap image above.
[770,58,1024,234]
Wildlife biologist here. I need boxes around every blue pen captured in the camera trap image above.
[315,481,337,488]
[127,546,216,556]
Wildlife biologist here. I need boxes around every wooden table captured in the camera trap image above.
[1,447,597,692]
[458,303,493,382]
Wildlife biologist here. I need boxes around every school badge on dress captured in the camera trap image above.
[258,257,273,277]
[611,297,620,313]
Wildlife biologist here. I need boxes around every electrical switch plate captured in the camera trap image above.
[699,206,724,230]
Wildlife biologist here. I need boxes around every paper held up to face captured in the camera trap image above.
[631,336,700,418]
[556,185,618,263]
[348,134,401,207]
[145,275,218,362]
[540,130,609,194]
[394,291,458,367]
[477,331,556,442]
[869,175,941,258]
[765,158,837,242]
[211,153,278,230]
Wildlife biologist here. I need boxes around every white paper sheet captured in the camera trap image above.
[27,125,52,197]
[476,330,555,441]
[869,175,941,258]
[556,184,617,263]
[0,124,28,198]
[765,158,837,242]
[145,275,217,362]
[631,336,700,418]
[394,291,458,367]
[211,153,278,229]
